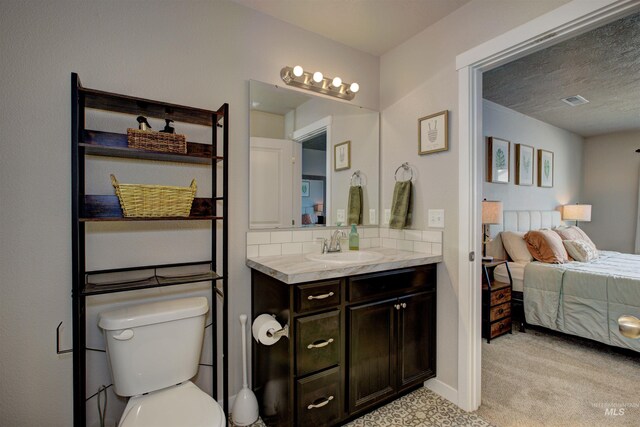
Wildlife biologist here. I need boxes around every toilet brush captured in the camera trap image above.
[231,314,259,426]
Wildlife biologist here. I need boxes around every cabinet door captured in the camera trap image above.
[348,298,396,413]
[397,292,436,391]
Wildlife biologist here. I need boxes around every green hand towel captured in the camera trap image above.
[390,180,412,229]
[347,185,363,225]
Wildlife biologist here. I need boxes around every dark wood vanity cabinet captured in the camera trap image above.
[347,269,436,415]
[251,264,437,427]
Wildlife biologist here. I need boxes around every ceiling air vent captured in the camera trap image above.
[561,95,589,107]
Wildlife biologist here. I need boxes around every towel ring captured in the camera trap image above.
[394,162,413,182]
[351,170,363,186]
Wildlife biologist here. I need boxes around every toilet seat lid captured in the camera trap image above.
[120,382,225,427]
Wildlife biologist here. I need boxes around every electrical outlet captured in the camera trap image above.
[337,209,345,224]
[384,209,391,225]
[428,209,445,228]
[369,209,377,224]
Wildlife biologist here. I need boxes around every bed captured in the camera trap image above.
[487,210,640,352]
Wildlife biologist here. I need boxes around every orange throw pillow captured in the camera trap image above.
[524,230,569,263]
[554,226,597,251]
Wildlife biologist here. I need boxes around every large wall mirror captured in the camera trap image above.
[249,80,379,229]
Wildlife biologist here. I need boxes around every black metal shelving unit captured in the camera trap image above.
[70,73,229,426]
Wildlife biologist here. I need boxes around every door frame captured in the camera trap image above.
[293,116,333,225]
[455,0,640,411]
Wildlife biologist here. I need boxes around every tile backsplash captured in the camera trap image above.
[246,227,442,258]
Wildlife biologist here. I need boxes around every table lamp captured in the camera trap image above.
[482,199,503,261]
[562,204,591,227]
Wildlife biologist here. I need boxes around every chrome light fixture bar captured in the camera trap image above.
[280,66,359,101]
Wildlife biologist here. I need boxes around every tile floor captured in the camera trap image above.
[233,387,492,426]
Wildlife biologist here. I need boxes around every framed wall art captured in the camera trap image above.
[487,137,510,184]
[334,140,351,171]
[301,180,310,197]
[537,149,554,188]
[515,143,534,186]
[418,110,448,155]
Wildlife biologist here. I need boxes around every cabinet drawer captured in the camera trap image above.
[296,280,341,313]
[296,310,340,376]
[296,366,341,427]
[348,265,436,303]
[489,302,511,322]
[490,287,511,306]
[490,318,511,338]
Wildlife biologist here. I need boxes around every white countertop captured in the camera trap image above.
[246,247,442,284]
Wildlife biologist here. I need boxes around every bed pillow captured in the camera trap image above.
[554,226,597,251]
[524,229,569,263]
[563,239,599,262]
[500,231,533,263]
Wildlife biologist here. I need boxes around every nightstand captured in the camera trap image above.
[482,259,513,343]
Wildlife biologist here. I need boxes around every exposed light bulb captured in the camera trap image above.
[332,77,342,88]
[349,82,360,93]
[293,65,304,77]
[313,71,323,83]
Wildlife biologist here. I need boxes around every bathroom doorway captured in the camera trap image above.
[300,132,327,226]
[456,0,639,412]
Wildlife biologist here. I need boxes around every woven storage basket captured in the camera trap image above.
[111,174,196,217]
[127,129,187,154]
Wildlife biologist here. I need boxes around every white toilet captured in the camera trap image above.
[98,297,225,427]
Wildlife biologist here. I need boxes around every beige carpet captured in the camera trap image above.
[477,327,640,427]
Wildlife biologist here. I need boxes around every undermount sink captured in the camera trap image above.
[305,251,384,265]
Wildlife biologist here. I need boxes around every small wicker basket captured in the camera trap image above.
[127,129,187,154]
[111,174,196,217]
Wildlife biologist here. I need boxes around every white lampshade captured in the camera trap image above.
[563,204,592,222]
[482,200,503,225]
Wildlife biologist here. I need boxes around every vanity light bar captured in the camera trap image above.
[280,66,359,101]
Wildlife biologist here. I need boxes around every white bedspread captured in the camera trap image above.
[524,251,640,352]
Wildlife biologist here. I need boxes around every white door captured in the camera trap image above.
[250,137,295,229]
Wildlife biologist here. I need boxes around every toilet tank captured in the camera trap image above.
[98,297,209,397]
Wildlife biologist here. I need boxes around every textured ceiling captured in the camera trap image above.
[483,12,640,137]
[232,0,471,56]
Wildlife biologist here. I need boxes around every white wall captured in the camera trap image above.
[250,110,285,139]
[483,100,584,212]
[379,0,569,394]
[581,130,640,252]
[0,1,379,425]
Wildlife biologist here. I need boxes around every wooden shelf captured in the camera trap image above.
[80,87,224,126]
[81,130,222,164]
[83,261,222,295]
[80,195,219,221]
[482,280,510,291]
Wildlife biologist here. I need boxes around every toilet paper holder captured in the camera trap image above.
[266,323,289,340]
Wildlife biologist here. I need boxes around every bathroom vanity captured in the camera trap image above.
[247,248,440,427]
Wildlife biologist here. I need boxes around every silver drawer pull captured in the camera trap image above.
[394,304,401,310]
[307,291,334,300]
[307,395,334,410]
[401,303,407,309]
[307,338,334,349]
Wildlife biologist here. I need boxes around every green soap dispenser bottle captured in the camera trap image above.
[349,224,360,251]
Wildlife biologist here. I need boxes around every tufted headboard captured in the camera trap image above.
[487,210,563,259]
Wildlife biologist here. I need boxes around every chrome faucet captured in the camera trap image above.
[328,230,346,253]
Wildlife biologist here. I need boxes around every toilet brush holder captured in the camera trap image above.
[231,314,259,426]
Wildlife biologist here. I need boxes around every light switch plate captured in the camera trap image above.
[384,209,391,225]
[369,209,377,224]
[428,209,445,228]
[337,209,346,224]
